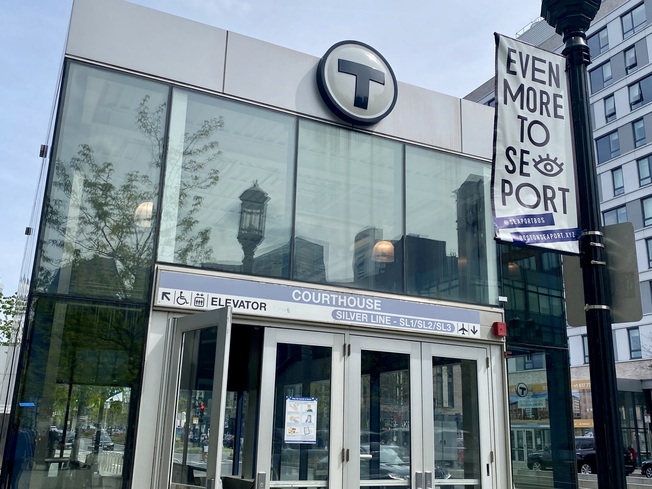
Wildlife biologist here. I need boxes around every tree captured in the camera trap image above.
[40,94,223,300]
[0,292,22,346]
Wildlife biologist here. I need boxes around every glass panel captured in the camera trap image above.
[630,83,643,108]
[37,62,167,302]
[629,328,642,359]
[431,357,480,486]
[638,157,651,186]
[6,296,144,489]
[171,327,220,488]
[405,146,496,304]
[602,62,612,84]
[360,351,410,487]
[271,344,331,482]
[613,168,624,195]
[635,120,647,147]
[645,198,652,226]
[222,391,248,477]
[294,120,403,292]
[605,95,616,122]
[626,47,637,72]
[159,89,296,278]
[500,245,567,347]
[633,4,647,32]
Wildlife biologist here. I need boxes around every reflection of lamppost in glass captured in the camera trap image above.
[238,182,269,274]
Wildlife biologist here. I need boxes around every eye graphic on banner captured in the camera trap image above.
[491,34,580,255]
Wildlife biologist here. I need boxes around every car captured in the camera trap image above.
[641,459,652,478]
[527,445,552,471]
[361,445,451,481]
[94,430,114,451]
[315,445,451,481]
[527,437,636,475]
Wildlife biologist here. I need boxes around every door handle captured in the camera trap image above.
[424,471,432,489]
[414,471,423,489]
[255,472,267,489]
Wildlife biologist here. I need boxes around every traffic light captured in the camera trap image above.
[199,403,205,418]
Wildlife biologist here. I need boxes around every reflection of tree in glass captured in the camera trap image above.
[41,95,223,299]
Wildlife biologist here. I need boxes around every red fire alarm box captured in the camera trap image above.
[493,321,507,337]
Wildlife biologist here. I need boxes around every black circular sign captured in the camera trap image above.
[316,40,398,126]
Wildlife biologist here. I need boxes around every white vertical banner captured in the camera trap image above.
[492,34,580,254]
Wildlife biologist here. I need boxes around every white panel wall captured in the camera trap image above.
[461,99,494,159]
[67,0,227,92]
[224,32,333,122]
[67,0,495,158]
[374,83,463,152]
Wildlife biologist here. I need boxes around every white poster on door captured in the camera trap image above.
[492,34,580,254]
[284,397,317,444]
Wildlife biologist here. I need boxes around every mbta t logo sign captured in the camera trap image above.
[317,41,398,126]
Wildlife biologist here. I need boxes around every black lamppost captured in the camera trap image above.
[540,1,626,488]
[237,182,269,274]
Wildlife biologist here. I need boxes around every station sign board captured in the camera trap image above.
[155,269,482,338]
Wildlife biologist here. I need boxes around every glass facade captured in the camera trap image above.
[156,82,498,301]
[4,60,505,489]
[294,120,403,289]
[501,245,577,487]
[36,63,168,302]
[158,89,296,276]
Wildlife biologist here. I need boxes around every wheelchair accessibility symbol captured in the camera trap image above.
[175,291,189,306]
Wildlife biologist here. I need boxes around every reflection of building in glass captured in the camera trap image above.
[456,175,487,305]
[255,237,326,283]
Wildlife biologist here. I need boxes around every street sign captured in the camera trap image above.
[563,222,642,326]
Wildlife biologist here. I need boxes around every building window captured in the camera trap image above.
[612,167,624,195]
[628,327,642,359]
[644,197,652,226]
[605,94,616,122]
[638,156,652,186]
[625,46,638,73]
[603,205,627,225]
[622,3,646,38]
[582,335,589,364]
[630,82,643,109]
[596,130,620,163]
[524,353,544,370]
[590,61,613,93]
[588,27,609,55]
[647,238,652,267]
[634,119,647,147]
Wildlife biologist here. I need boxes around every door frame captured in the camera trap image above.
[256,328,346,489]
[155,307,233,489]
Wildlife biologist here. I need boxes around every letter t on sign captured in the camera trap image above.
[338,59,385,109]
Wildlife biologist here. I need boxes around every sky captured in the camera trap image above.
[0,0,543,296]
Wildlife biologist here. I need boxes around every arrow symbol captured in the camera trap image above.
[471,326,478,335]
[161,291,171,301]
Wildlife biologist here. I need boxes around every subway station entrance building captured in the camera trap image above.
[1,1,578,488]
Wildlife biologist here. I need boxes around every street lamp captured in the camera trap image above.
[237,181,269,274]
[540,1,626,488]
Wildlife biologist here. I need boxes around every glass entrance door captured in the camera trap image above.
[346,337,492,489]
[159,307,233,489]
[256,329,346,489]
[420,342,492,488]
[257,331,496,489]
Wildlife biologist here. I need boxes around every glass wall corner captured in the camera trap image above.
[34,61,168,303]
